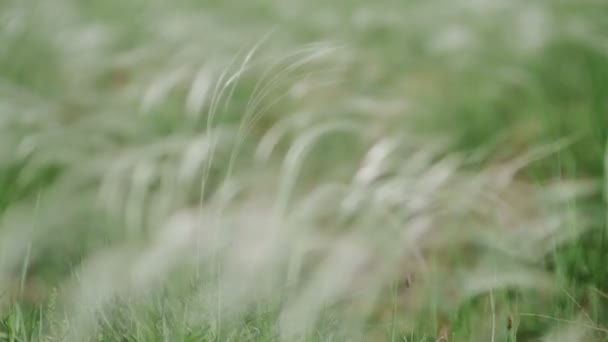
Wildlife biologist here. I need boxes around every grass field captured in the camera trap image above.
[1,0,607,341]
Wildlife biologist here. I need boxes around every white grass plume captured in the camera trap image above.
[0,0,605,341]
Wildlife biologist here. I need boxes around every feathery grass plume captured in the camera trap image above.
[1,0,607,341]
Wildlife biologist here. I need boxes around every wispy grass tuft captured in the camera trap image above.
[1,0,607,341]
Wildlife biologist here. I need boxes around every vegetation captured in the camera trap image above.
[0,0,607,340]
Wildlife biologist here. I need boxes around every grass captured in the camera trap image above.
[1,0,608,341]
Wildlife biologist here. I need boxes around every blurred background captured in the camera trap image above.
[0,0,607,341]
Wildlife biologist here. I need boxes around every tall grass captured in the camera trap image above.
[0,0,607,341]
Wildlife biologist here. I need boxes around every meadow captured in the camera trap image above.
[0,0,607,341]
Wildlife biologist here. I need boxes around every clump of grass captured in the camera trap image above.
[1,0,608,341]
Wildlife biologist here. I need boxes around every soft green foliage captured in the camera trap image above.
[0,0,607,341]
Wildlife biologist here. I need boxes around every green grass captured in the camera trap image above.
[1,0,608,341]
